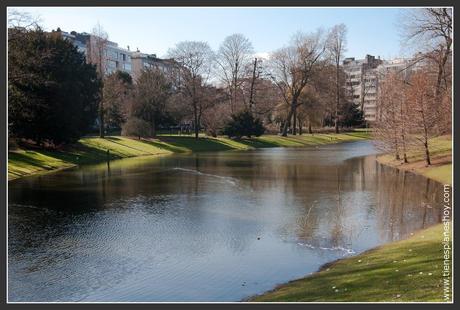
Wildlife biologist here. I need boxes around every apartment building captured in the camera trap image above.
[343,54,383,123]
[130,52,175,82]
[60,30,175,79]
[343,54,418,124]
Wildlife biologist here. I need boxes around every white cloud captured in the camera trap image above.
[253,52,270,60]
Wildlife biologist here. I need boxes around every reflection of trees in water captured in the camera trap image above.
[330,167,345,248]
[279,155,443,248]
[374,165,443,241]
[9,149,444,259]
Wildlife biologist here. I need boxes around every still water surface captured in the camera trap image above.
[8,141,443,302]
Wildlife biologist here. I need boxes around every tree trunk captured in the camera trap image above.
[249,58,257,113]
[335,61,340,134]
[99,85,105,138]
[99,104,104,138]
[308,122,312,134]
[298,118,302,135]
[402,145,408,163]
[152,118,156,138]
[231,60,239,114]
[424,141,431,166]
[193,102,199,139]
[434,41,451,134]
[292,106,297,135]
[282,98,297,137]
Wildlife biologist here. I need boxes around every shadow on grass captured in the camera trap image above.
[155,136,237,152]
[8,152,57,170]
[236,138,279,148]
[40,144,124,165]
[140,139,188,153]
[104,137,158,154]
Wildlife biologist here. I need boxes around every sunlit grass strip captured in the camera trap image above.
[377,135,452,185]
[423,164,452,185]
[250,224,447,302]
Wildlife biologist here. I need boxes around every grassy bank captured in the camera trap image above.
[8,132,370,181]
[250,224,449,302]
[376,135,452,185]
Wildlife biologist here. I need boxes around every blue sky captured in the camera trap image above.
[11,7,411,59]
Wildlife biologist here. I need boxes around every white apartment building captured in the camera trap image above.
[130,52,175,82]
[343,55,416,124]
[61,29,177,82]
[103,40,133,75]
[343,55,383,123]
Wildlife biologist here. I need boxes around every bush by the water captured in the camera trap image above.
[121,117,153,139]
[222,110,265,138]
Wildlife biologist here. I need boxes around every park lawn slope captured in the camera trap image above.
[8,132,370,181]
[8,136,171,180]
[250,224,449,302]
[377,135,452,185]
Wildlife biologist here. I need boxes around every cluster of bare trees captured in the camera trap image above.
[9,9,369,142]
[126,25,358,140]
[375,8,452,165]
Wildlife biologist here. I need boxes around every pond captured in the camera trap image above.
[8,141,444,302]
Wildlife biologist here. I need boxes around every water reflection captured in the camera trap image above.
[8,141,443,302]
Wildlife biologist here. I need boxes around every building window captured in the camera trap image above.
[107,49,118,60]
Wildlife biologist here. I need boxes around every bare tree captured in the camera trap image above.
[167,41,215,139]
[103,71,133,130]
[297,85,324,134]
[374,73,402,161]
[201,88,230,137]
[402,8,452,131]
[269,30,326,136]
[87,23,109,138]
[7,14,50,85]
[247,57,259,112]
[398,76,410,163]
[406,71,437,166]
[382,72,412,163]
[130,68,172,137]
[216,34,254,113]
[326,24,347,133]
[7,9,41,29]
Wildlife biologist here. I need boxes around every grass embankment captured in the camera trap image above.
[251,224,449,302]
[377,135,452,185]
[8,132,370,181]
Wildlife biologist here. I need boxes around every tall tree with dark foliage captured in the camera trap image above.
[8,28,100,146]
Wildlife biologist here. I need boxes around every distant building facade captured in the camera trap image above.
[59,29,174,81]
[343,54,383,123]
[130,52,175,82]
[343,54,418,124]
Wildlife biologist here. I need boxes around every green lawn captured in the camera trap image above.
[424,164,452,185]
[8,136,171,180]
[250,224,450,302]
[377,135,452,185]
[8,132,370,181]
